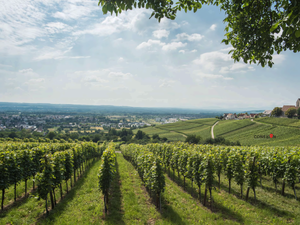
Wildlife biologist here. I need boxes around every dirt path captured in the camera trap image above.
[211,121,219,139]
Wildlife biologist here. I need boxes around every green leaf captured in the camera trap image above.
[102,5,107,14]
[270,21,280,32]
[295,30,300,38]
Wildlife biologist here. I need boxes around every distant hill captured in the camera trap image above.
[0,102,223,116]
[0,102,266,115]
[134,118,218,142]
[137,117,300,146]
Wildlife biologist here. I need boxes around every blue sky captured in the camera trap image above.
[0,0,299,110]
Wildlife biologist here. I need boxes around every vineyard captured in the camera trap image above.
[0,141,300,224]
[0,141,105,212]
[121,143,300,203]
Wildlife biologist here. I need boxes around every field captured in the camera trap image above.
[214,119,300,146]
[254,117,300,128]
[1,142,299,224]
[137,117,300,146]
[90,126,104,130]
[135,118,218,142]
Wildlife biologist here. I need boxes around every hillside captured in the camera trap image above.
[137,117,300,146]
[134,118,218,142]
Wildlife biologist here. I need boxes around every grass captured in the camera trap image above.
[254,117,300,128]
[214,120,255,137]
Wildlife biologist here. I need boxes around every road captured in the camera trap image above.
[211,121,219,139]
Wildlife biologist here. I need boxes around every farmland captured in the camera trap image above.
[1,141,300,224]
[254,117,300,128]
[137,117,300,146]
[135,118,218,142]
[214,119,300,146]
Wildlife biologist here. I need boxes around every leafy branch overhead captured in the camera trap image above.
[98,0,300,68]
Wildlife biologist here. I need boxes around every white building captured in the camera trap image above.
[263,110,272,117]
[226,113,235,120]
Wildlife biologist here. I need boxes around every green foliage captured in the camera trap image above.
[36,155,54,200]
[271,107,283,117]
[122,144,165,196]
[285,107,297,118]
[46,131,57,140]
[130,142,300,202]
[98,0,300,68]
[185,135,201,144]
[98,144,116,196]
[0,141,101,209]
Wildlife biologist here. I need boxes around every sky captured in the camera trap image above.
[0,0,299,111]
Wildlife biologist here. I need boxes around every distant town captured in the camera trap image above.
[222,98,300,120]
[0,113,192,133]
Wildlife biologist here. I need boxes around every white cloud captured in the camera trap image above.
[181,21,189,26]
[195,72,233,80]
[162,42,187,51]
[0,0,46,55]
[108,72,133,80]
[82,76,109,83]
[159,79,176,87]
[19,68,40,78]
[158,18,181,30]
[136,39,165,49]
[118,57,124,62]
[193,51,232,71]
[219,63,255,74]
[25,78,45,83]
[210,24,217,31]
[193,50,256,74]
[74,69,111,77]
[52,1,97,21]
[73,16,123,36]
[45,22,73,34]
[34,37,84,60]
[230,63,249,71]
[174,33,204,41]
[73,9,150,37]
[34,47,73,61]
[273,54,285,64]
[23,78,46,91]
[190,49,197,53]
[220,47,234,52]
[67,56,90,59]
[153,29,170,39]
[179,50,185,53]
